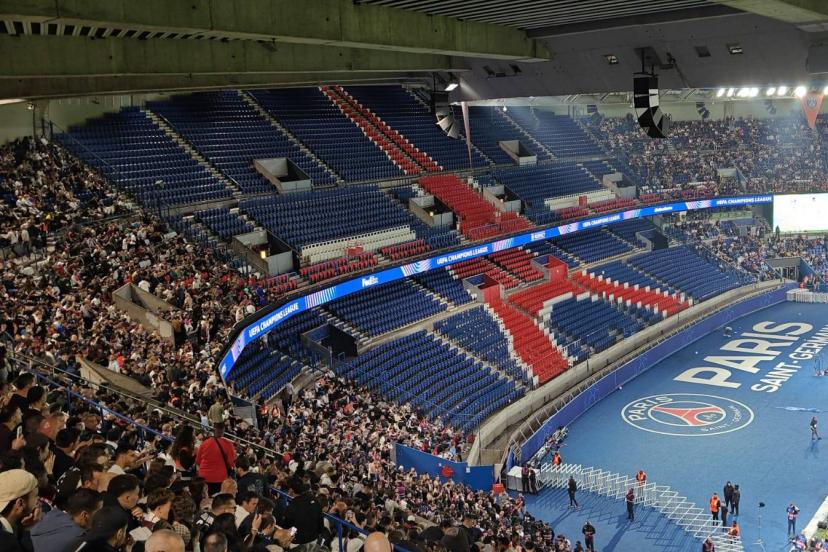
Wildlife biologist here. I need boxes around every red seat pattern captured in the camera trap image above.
[488,249,544,283]
[300,253,378,283]
[570,270,688,316]
[449,258,520,289]
[508,279,584,316]
[486,297,568,384]
[555,206,590,220]
[588,198,638,213]
[329,86,442,172]
[380,239,431,261]
[419,175,533,240]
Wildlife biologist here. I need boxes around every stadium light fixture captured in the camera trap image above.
[795,85,807,98]
[749,88,759,97]
[726,88,735,97]
[502,106,508,112]
[766,87,776,96]
[443,74,459,92]
[717,88,726,98]
[824,85,828,95]
[777,86,788,96]
[737,87,749,97]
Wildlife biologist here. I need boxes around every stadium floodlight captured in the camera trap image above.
[444,82,459,92]
[717,88,726,97]
[766,87,776,96]
[824,85,828,95]
[777,86,788,96]
[795,86,807,97]
[443,74,459,92]
[502,106,508,112]
[738,87,750,97]
[726,88,735,97]
[749,88,759,97]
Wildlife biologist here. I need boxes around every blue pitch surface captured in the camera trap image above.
[524,301,828,551]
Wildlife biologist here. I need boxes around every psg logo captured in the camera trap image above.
[807,96,818,109]
[621,394,754,436]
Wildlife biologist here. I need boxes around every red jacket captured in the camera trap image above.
[196,436,236,483]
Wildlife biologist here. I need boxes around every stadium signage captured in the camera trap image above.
[218,194,774,379]
[674,321,819,393]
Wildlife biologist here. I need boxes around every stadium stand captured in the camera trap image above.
[57,107,234,206]
[344,85,489,170]
[249,88,406,181]
[505,107,604,157]
[147,91,336,193]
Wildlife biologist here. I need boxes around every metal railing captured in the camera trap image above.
[539,463,743,552]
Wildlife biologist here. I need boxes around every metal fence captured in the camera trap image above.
[538,463,744,552]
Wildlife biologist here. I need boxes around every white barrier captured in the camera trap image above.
[538,463,744,552]
[787,288,828,303]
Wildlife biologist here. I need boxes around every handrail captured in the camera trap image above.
[8,352,283,461]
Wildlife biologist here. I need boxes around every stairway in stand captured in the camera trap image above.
[485,297,569,385]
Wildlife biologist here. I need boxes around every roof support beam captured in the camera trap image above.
[0,0,551,61]
[712,0,828,23]
[527,5,743,37]
[0,34,459,99]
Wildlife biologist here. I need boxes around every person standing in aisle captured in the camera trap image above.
[720,501,729,528]
[626,488,635,521]
[567,476,579,508]
[731,485,740,516]
[810,416,821,441]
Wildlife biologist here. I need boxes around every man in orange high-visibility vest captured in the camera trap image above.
[710,493,720,522]
[635,470,646,487]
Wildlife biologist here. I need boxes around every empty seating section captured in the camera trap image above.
[486,298,569,384]
[226,342,303,399]
[545,297,643,359]
[57,108,232,206]
[326,280,445,336]
[413,268,473,305]
[300,253,378,283]
[434,307,531,384]
[506,108,604,157]
[554,229,633,263]
[249,88,404,181]
[491,163,604,221]
[488,248,544,282]
[554,206,590,220]
[147,91,334,192]
[270,310,328,358]
[195,208,254,240]
[380,239,430,261]
[450,258,520,289]
[524,241,580,268]
[325,86,437,174]
[607,219,656,246]
[239,185,413,250]
[336,331,523,433]
[455,106,551,164]
[344,85,489,170]
[627,246,744,301]
[419,174,533,240]
[570,262,688,316]
[508,279,584,316]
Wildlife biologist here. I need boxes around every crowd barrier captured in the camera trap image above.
[394,444,495,491]
[520,283,792,461]
[218,194,774,379]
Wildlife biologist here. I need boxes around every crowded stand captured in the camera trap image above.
[5,81,828,552]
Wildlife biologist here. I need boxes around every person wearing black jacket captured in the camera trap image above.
[101,474,141,531]
[70,506,129,552]
[581,521,596,552]
[282,479,323,547]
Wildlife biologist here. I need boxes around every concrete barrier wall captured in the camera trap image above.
[112,284,176,342]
